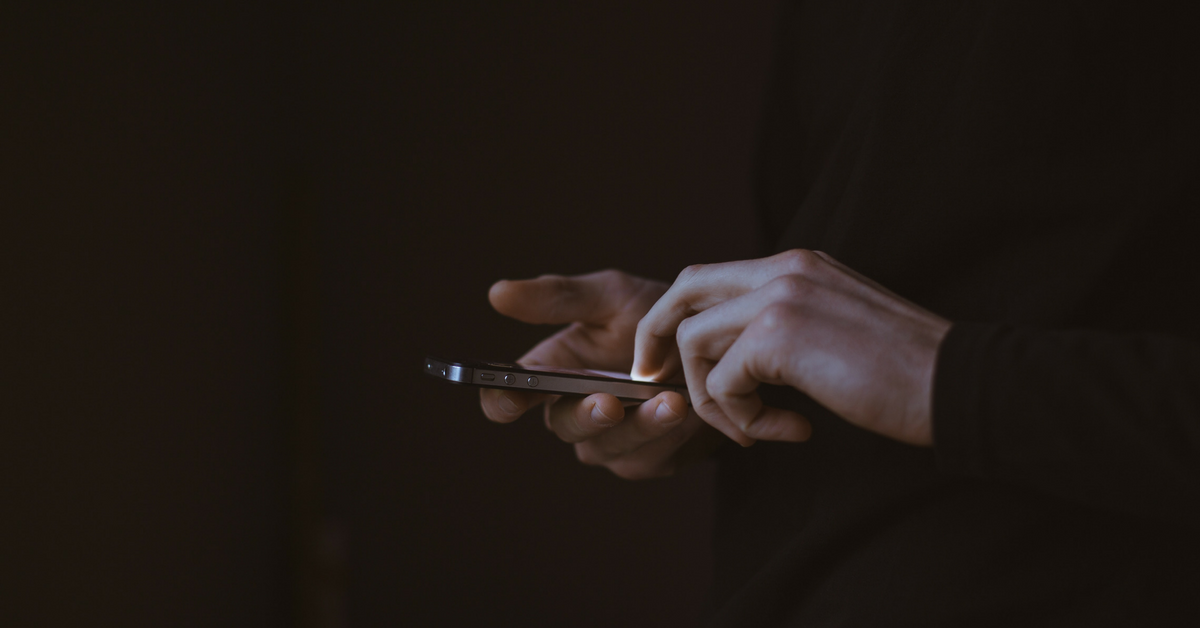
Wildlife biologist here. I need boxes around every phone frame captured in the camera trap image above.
[423,356,690,404]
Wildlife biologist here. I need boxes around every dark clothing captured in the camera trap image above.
[709,2,1200,625]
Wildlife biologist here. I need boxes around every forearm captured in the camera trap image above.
[934,323,1200,522]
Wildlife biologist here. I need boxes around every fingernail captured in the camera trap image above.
[498,394,519,415]
[591,403,617,427]
[655,400,682,424]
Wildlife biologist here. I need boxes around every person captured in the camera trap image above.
[481,2,1200,625]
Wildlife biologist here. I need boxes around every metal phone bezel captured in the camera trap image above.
[424,357,690,404]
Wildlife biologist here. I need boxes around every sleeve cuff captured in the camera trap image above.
[932,322,1006,478]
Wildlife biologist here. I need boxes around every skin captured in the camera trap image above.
[479,270,725,480]
[633,249,951,447]
[482,250,952,479]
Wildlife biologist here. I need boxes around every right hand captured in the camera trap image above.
[480,269,725,479]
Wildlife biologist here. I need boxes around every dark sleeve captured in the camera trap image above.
[933,322,1200,522]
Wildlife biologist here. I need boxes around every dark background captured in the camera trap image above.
[4,2,777,626]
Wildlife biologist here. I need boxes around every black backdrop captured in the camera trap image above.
[5,2,777,625]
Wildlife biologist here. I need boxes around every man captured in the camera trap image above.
[481,2,1200,625]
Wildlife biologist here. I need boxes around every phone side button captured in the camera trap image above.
[527,376,539,387]
[479,373,495,381]
[503,374,516,385]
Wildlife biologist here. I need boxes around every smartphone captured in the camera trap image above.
[423,356,690,404]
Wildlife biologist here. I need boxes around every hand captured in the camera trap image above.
[480,270,725,479]
[633,250,951,447]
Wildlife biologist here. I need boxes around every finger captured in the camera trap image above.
[705,312,812,442]
[480,387,548,424]
[736,404,812,442]
[546,393,626,443]
[675,275,820,366]
[676,321,752,446]
[672,277,826,445]
[632,263,751,381]
[575,392,688,462]
[632,251,831,381]
[616,415,725,472]
[541,394,562,430]
[708,364,812,442]
[654,342,685,383]
[516,324,591,369]
[681,355,756,446]
[489,270,631,326]
[596,412,712,480]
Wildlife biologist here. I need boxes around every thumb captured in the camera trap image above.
[488,270,625,325]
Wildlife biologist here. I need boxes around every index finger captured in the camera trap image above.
[633,251,826,381]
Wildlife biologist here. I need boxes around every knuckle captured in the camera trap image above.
[758,301,803,331]
[777,248,820,275]
[538,273,569,289]
[696,395,727,420]
[595,268,628,288]
[677,263,706,284]
[704,371,731,401]
[770,274,813,300]
[675,315,697,347]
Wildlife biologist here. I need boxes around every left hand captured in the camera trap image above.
[480,269,724,479]
[632,249,952,447]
